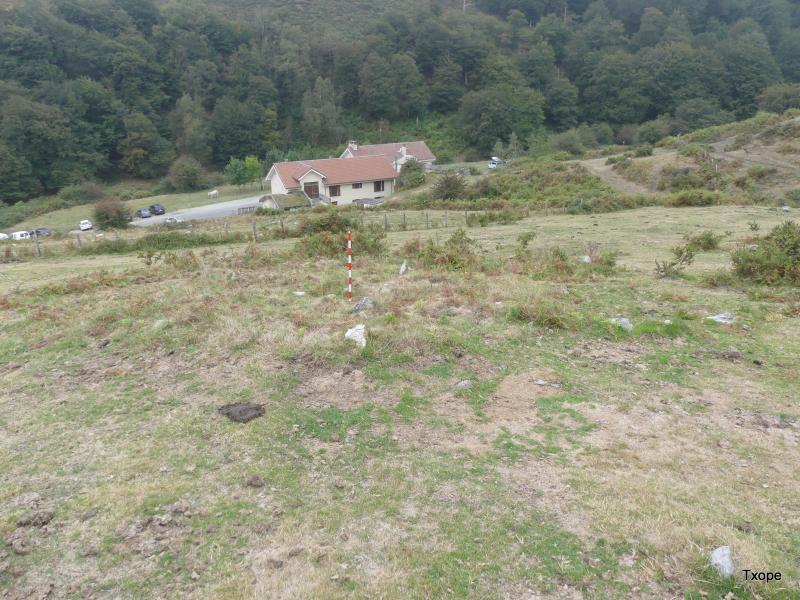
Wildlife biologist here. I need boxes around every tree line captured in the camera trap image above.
[1,0,799,203]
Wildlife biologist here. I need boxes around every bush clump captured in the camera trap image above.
[397,160,426,190]
[684,230,727,252]
[466,208,527,227]
[507,300,575,330]
[666,190,720,207]
[732,221,800,284]
[432,172,467,200]
[419,229,481,270]
[296,225,386,259]
[93,198,132,229]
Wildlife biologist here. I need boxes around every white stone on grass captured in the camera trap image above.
[709,546,735,578]
[345,324,367,348]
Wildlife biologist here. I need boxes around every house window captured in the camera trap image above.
[329,185,341,197]
[374,180,384,192]
[352,183,362,189]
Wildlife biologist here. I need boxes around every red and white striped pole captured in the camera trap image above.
[346,230,353,302]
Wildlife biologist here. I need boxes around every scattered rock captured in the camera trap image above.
[329,433,341,443]
[79,546,98,558]
[609,317,633,332]
[17,509,54,528]
[399,261,408,275]
[191,571,200,580]
[781,205,790,212]
[746,244,758,252]
[80,509,97,522]
[97,339,110,349]
[10,538,30,556]
[344,324,367,348]
[287,547,304,558]
[578,255,592,264]
[709,545,735,578]
[266,558,284,569]
[292,291,306,297]
[735,521,754,534]
[456,379,473,390]
[352,297,373,313]
[533,379,561,389]
[218,402,265,423]
[707,313,735,324]
[245,475,265,488]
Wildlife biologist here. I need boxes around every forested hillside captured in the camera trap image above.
[1,0,799,203]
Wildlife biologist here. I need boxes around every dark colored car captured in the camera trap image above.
[136,208,152,218]
[30,227,51,237]
[149,203,166,215]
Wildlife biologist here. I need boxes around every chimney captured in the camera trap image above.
[400,144,407,157]
[349,140,358,151]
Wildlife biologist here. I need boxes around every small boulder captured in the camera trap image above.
[707,313,735,324]
[292,291,306,297]
[345,324,367,348]
[578,255,592,264]
[245,475,265,488]
[709,545,735,578]
[352,297,373,313]
[17,509,54,528]
[399,261,408,275]
[610,317,633,332]
[456,380,473,390]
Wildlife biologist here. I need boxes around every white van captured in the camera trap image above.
[11,231,31,241]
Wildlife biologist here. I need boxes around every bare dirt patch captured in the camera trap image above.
[295,369,391,409]
[569,339,648,367]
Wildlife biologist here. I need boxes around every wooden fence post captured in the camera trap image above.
[33,230,41,257]
[402,212,406,229]
[252,221,257,242]
[280,218,285,234]
[384,212,388,231]
[445,210,448,227]
[426,212,429,229]
[224,220,229,235]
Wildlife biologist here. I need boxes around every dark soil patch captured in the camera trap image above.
[218,402,265,423]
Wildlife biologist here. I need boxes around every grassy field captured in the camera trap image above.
[1,204,798,599]
[5,185,263,234]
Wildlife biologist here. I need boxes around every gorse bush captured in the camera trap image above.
[466,208,527,227]
[298,210,356,235]
[296,225,386,259]
[732,221,800,284]
[432,172,467,200]
[94,198,132,229]
[684,230,727,252]
[655,244,696,278]
[397,160,426,190]
[419,229,481,270]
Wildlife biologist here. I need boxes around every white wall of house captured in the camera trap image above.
[266,172,289,195]
[325,179,395,206]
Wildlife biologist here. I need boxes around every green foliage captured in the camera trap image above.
[295,225,386,259]
[466,208,527,227]
[93,198,131,229]
[419,229,481,270]
[758,84,800,114]
[432,172,467,200]
[507,300,575,330]
[297,210,356,235]
[223,158,249,187]
[732,221,800,284]
[165,157,206,192]
[666,190,721,207]
[655,244,696,278]
[684,230,727,252]
[1,0,797,207]
[397,160,426,190]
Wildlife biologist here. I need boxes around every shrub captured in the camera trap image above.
[758,84,800,114]
[297,210,356,235]
[684,230,727,252]
[615,124,639,146]
[667,190,720,207]
[398,159,426,190]
[701,269,737,288]
[507,300,575,330]
[550,130,583,155]
[786,190,800,205]
[747,165,777,181]
[432,172,467,200]
[165,157,206,192]
[655,244,696,278]
[732,221,800,284]
[633,145,654,157]
[93,198,131,229]
[466,208,527,227]
[419,229,480,270]
[296,225,386,259]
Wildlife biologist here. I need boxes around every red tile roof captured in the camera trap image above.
[345,141,436,162]
[272,156,397,189]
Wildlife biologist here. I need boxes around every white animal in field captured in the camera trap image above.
[208,189,219,199]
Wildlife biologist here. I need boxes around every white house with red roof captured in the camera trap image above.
[340,141,436,172]
[264,156,398,206]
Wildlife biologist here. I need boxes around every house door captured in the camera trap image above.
[303,182,319,198]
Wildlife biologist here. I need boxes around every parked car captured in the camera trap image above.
[149,203,166,215]
[135,208,151,218]
[488,156,508,169]
[30,227,50,237]
[11,231,31,241]
[164,216,184,224]
[0,233,8,240]
[79,219,93,231]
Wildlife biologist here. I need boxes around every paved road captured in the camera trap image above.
[130,195,264,227]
